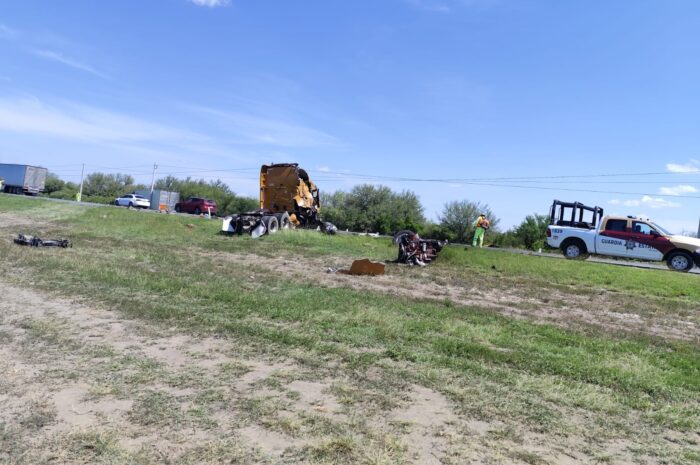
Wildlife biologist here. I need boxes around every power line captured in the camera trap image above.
[45,163,700,200]
[440,181,700,199]
[309,169,700,183]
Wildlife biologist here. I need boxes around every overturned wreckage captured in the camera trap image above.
[222,163,336,238]
[393,230,446,266]
[14,234,71,248]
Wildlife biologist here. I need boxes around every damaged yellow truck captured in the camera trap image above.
[222,163,335,237]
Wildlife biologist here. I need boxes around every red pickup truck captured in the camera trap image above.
[174,197,218,215]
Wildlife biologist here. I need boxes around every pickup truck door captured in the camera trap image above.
[595,218,633,258]
[626,221,669,261]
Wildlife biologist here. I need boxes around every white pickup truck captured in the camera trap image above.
[546,200,700,272]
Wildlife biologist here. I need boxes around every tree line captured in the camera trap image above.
[44,172,549,249]
[44,172,257,216]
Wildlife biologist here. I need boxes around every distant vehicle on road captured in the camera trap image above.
[174,197,217,215]
[114,194,151,209]
[0,163,48,195]
[546,200,700,272]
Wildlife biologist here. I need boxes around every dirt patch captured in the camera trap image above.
[389,385,458,465]
[0,212,45,229]
[238,425,308,456]
[236,360,296,388]
[0,279,315,463]
[287,380,342,415]
[47,384,133,434]
[205,250,700,343]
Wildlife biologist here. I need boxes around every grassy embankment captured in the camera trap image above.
[1,195,699,464]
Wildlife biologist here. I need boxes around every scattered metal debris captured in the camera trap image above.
[337,258,386,276]
[321,222,338,235]
[13,234,71,248]
[393,230,446,266]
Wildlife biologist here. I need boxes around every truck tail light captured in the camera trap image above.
[546,228,551,237]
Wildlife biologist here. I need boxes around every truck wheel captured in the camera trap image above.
[274,212,291,229]
[174,205,181,213]
[128,202,134,208]
[262,216,279,234]
[194,207,201,215]
[666,250,693,272]
[561,239,588,259]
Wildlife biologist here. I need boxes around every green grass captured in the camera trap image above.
[51,197,700,299]
[5,195,698,301]
[1,195,700,463]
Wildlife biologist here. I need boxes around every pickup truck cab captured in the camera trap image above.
[546,200,700,272]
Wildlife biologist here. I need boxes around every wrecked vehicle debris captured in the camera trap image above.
[337,259,386,276]
[222,163,336,238]
[14,234,71,248]
[393,230,446,266]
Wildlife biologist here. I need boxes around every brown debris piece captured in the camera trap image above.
[339,259,386,276]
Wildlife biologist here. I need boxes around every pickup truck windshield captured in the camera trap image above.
[650,222,672,236]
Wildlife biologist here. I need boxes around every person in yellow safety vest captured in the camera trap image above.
[74,191,82,202]
[472,213,490,247]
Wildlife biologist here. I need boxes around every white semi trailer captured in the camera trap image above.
[0,164,48,195]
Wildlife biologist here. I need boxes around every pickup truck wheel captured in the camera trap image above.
[174,205,181,213]
[194,207,201,215]
[666,250,693,272]
[128,202,134,208]
[561,239,588,259]
[262,215,279,234]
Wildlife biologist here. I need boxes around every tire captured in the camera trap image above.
[561,239,588,259]
[393,230,417,245]
[194,207,201,215]
[114,200,120,206]
[274,212,291,229]
[262,216,279,234]
[174,205,181,213]
[128,202,134,208]
[666,250,694,272]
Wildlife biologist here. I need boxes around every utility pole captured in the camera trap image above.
[697,217,700,238]
[150,163,158,193]
[77,163,85,202]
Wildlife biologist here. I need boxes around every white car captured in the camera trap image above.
[114,194,150,209]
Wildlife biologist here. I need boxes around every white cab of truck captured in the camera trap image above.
[546,200,700,272]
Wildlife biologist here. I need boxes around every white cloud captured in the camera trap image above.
[609,196,681,209]
[640,195,680,209]
[666,159,700,173]
[0,96,336,167]
[0,97,203,145]
[404,0,500,12]
[609,199,641,207]
[189,0,230,7]
[185,105,340,148]
[0,24,17,39]
[406,0,452,12]
[316,166,330,172]
[659,185,698,196]
[32,49,108,79]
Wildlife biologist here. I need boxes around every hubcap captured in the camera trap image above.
[566,245,581,258]
[671,255,689,270]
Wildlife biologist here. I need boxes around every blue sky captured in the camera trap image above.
[1,0,699,232]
